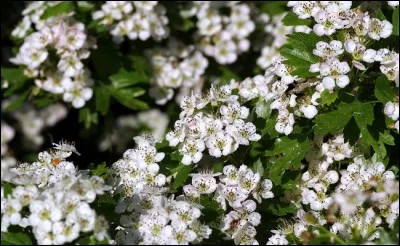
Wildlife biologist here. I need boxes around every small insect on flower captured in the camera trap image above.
[52,140,81,156]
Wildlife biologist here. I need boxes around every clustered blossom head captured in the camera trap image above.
[92,1,169,43]
[11,104,68,148]
[99,109,169,153]
[166,81,261,164]
[183,165,274,245]
[11,1,63,39]
[181,2,255,64]
[111,135,212,244]
[148,40,208,105]
[10,14,97,108]
[266,134,399,245]
[1,142,111,245]
[1,122,16,182]
[110,135,167,197]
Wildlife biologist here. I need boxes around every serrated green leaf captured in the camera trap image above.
[41,2,74,20]
[319,90,338,106]
[375,75,397,103]
[90,162,109,179]
[282,12,312,26]
[91,40,121,79]
[314,102,356,135]
[266,137,309,184]
[173,165,193,189]
[393,7,399,36]
[79,108,98,129]
[95,86,110,116]
[109,68,148,89]
[253,158,264,177]
[109,87,148,111]
[219,66,240,84]
[4,90,30,112]
[376,9,387,20]
[255,99,272,119]
[261,1,287,16]
[2,182,15,197]
[130,55,150,74]
[1,232,32,245]
[77,1,94,12]
[2,67,29,97]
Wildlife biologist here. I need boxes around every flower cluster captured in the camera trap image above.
[11,1,63,39]
[183,165,274,245]
[1,122,16,182]
[92,1,169,43]
[166,81,261,164]
[181,2,255,64]
[99,109,169,153]
[10,14,96,108]
[266,134,399,245]
[148,40,208,105]
[110,135,167,197]
[1,141,111,245]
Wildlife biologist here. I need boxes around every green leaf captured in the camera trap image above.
[109,68,148,89]
[109,87,148,111]
[319,90,338,106]
[219,66,240,84]
[314,102,356,135]
[261,1,287,16]
[90,162,109,179]
[1,232,32,245]
[2,67,29,97]
[130,55,150,74]
[266,202,298,216]
[77,1,94,12]
[91,40,121,79]
[282,12,312,26]
[266,137,309,184]
[255,99,272,119]
[173,165,193,189]
[41,2,74,20]
[376,9,387,20]
[4,90,30,112]
[375,75,396,103]
[253,158,264,177]
[79,108,98,129]
[95,86,110,116]
[280,33,322,78]
[2,182,15,197]
[392,7,399,36]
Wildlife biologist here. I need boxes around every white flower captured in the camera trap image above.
[275,109,295,135]
[238,167,261,194]
[63,84,93,108]
[1,198,23,232]
[388,1,399,7]
[191,173,218,194]
[320,58,351,89]
[206,131,234,157]
[29,200,62,232]
[267,230,288,245]
[253,179,274,203]
[220,184,248,208]
[180,138,205,165]
[313,40,344,58]
[226,121,261,145]
[313,10,341,36]
[368,18,393,40]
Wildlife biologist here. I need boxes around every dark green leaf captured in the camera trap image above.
[266,137,309,184]
[253,158,264,177]
[130,55,150,74]
[376,9,387,20]
[2,67,29,97]
[79,108,98,129]
[393,7,399,36]
[219,66,240,84]
[95,86,110,116]
[4,90,30,112]
[90,162,109,179]
[173,165,193,189]
[319,90,338,106]
[109,68,148,89]
[109,87,148,111]
[282,12,312,26]
[375,75,396,103]
[1,232,32,245]
[41,2,74,20]
[255,99,272,119]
